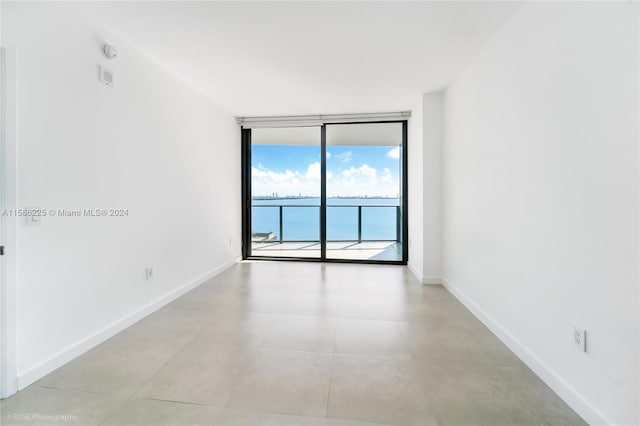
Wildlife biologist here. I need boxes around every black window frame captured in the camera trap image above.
[241,120,408,265]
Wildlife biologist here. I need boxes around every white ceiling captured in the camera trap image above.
[85,1,521,116]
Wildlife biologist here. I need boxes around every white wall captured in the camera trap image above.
[407,96,423,279]
[2,2,241,389]
[422,93,443,284]
[0,0,21,399]
[408,93,443,285]
[443,2,639,425]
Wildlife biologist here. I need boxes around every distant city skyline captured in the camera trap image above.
[251,145,400,198]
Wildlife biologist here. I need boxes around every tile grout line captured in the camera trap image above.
[323,314,340,420]
[126,314,217,404]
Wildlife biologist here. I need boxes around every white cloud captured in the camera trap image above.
[386,147,400,159]
[326,151,332,159]
[335,151,353,163]
[381,168,392,182]
[252,166,317,196]
[342,164,377,180]
[329,164,397,197]
[253,162,398,198]
[304,162,320,180]
[251,167,296,182]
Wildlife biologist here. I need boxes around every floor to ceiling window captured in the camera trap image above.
[325,122,404,261]
[248,126,322,259]
[241,118,407,264]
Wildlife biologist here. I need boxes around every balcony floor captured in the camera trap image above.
[251,241,402,261]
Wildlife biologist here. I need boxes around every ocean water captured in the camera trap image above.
[252,197,400,241]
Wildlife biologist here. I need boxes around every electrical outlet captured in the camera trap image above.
[25,208,42,227]
[573,326,587,352]
[145,267,154,281]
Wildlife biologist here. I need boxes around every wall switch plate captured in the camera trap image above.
[25,209,42,226]
[573,326,587,352]
[99,66,114,87]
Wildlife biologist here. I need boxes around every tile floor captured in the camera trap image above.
[0,261,587,426]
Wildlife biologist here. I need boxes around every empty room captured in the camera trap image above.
[0,1,638,425]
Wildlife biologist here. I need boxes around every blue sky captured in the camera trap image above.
[252,145,400,197]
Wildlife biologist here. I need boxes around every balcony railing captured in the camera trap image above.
[252,204,401,243]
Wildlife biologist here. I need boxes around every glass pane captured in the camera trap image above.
[250,127,321,258]
[362,206,397,241]
[325,123,403,261]
[283,206,320,241]
[251,206,279,242]
[327,206,358,241]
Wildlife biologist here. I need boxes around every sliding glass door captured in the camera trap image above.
[242,121,407,264]
[247,126,321,259]
[325,123,404,261]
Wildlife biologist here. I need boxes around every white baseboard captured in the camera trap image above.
[442,277,611,426]
[406,262,422,283]
[16,257,240,390]
[406,263,442,285]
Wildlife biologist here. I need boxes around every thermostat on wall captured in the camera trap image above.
[99,66,114,87]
